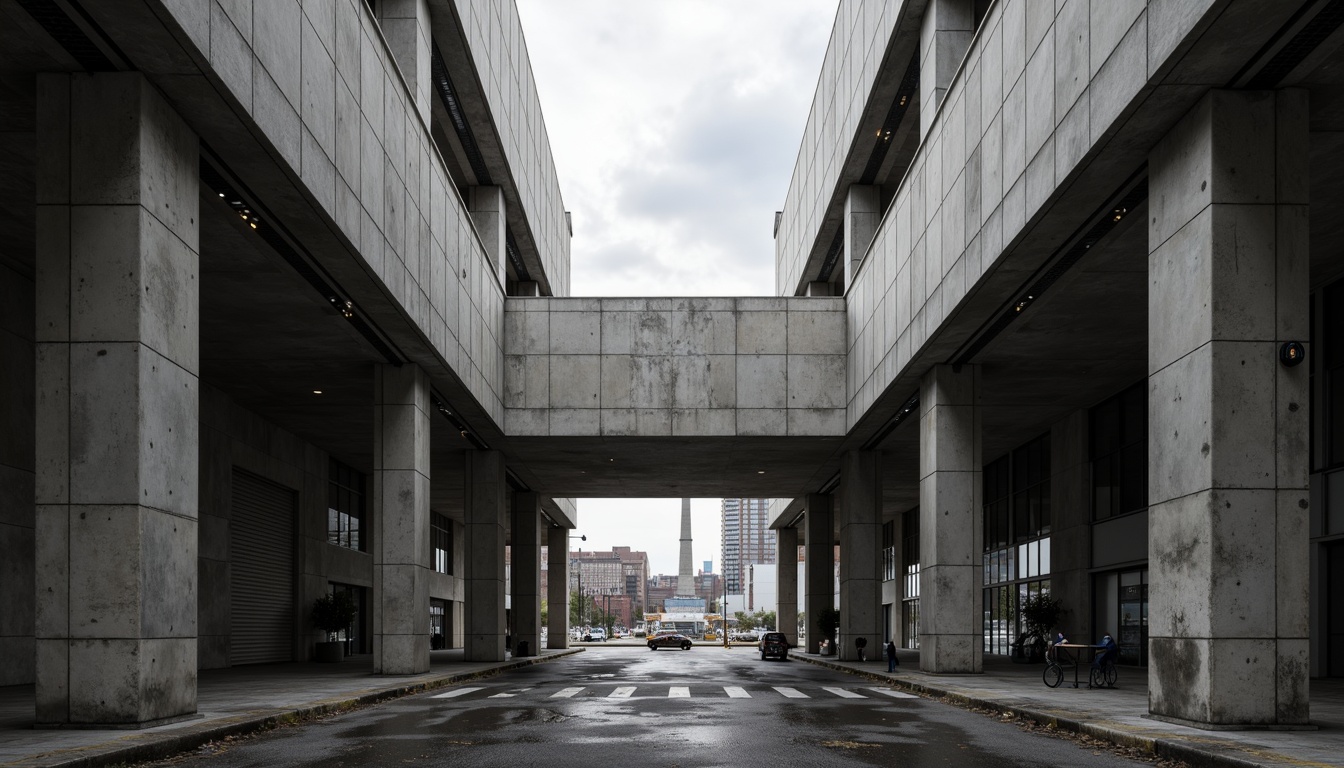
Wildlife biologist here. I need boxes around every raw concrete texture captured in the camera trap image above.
[838,451,882,661]
[803,493,833,655]
[373,364,432,675]
[464,450,506,662]
[511,491,541,657]
[918,365,982,674]
[1146,89,1309,726]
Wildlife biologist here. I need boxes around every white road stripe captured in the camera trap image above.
[609,687,636,698]
[869,688,917,699]
[724,686,751,698]
[669,686,691,698]
[489,688,532,698]
[823,687,866,699]
[550,687,585,698]
[773,687,809,699]
[431,687,483,699]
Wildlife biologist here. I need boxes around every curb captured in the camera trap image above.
[789,653,1296,768]
[8,649,582,768]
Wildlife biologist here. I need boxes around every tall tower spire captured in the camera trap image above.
[676,498,694,597]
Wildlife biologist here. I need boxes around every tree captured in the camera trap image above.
[310,592,357,641]
[540,599,548,628]
[1018,592,1063,662]
[569,591,589,626]
[735,610,754,630]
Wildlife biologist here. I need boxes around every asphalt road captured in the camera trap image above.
[159,648,1158,767]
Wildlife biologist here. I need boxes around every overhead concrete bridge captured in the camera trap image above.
[0,0,1339,733]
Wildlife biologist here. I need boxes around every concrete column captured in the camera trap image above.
[34,73,200,727]
[464,450,507,661]
[843,186,881,291]
[918,364,982,673]
[510,492,541,657]
[803,493,833,654]
[776,526,798,647]
[547,525,569,649]
[372,364,431,674]
[918,0,974,138]
[379,0,432,124]
[838,451,883,661]
[468,186,507,289]
[1147,89,1310,727]
[1049,411,1091,641]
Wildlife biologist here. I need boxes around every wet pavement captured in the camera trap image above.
[128,646,1162,768]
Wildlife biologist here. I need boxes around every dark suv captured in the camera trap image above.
[758,632,790,661]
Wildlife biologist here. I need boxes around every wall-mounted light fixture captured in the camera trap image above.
[1280,341,1305,367]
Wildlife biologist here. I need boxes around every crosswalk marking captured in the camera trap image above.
[550,687,585,698]
[823,687,866,699]
[773,687,809,699]
[724,686,750,698]
[431,687,483,699]
[869,688,917,699]
[669,686,690,698]
[489,688,532,698]
[609,687,636,698]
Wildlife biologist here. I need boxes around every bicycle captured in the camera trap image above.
[1042,644,1073,688]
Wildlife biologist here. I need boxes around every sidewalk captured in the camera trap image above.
[0,648,580,768]
[793,650,1344,768]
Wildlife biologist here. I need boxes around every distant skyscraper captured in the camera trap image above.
[721,499,776,595]
[676,498,694,597]
[703,560,712,574]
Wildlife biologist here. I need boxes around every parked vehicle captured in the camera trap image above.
[648,632,693,651]
[583,627,607,642]
[758,631,790,661]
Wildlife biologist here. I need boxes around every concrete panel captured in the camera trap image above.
[549,355,599,409]
[787,355,845,410]
[737,355,788,409]
[550,310,600,354]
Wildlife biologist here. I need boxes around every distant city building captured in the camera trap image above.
[646,571,723,612]
[703,560,712,573]
[566,547,649,628]
[721,498,776,595]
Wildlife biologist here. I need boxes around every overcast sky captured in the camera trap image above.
[514,2,835,576]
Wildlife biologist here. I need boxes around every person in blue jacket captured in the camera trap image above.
[1093,633,1118,668]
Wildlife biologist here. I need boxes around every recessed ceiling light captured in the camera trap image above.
[313,390,323,394]
[757,470,766,474]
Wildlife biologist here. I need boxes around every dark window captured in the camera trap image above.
[983,433,1052,656]
[433,513,452,575]
[1090,382,1147,520]
[881,520,896,582]
[901,508,920,649]
[328,459,365,551]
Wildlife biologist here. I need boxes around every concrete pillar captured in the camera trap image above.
[918,364,982,673]
[34,73,199,726]
[372,364,431,674]
[510,492,541,657]
[776,526,798,647]
[464,450,507,661]
[1147,89,1310,727]
[1049,411,1092,641]
[379,0,432,124]
[838,451,882,661]
[919,0,975,138]
[547,525,569,649]
[468,186,507,289]
[803,493,833,654]
[843,186,881,291]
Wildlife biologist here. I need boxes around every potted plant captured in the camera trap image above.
[311,591,357,663]
[816,607,840,656]
[1017,592,1062,664]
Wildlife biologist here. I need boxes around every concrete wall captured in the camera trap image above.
[450,0,571,295]
[845,0,1175,426]
[0,264,34,686]
[159,0,508,423]
[502,297,847,437]
[774,0,900,296]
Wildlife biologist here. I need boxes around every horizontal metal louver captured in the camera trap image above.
[229,470,296,665]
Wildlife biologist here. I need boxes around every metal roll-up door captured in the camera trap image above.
[230,469,296,665]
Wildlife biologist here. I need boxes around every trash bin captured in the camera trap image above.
[516,640,530,657]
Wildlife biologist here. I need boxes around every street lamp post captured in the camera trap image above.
[723,574,730,649]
